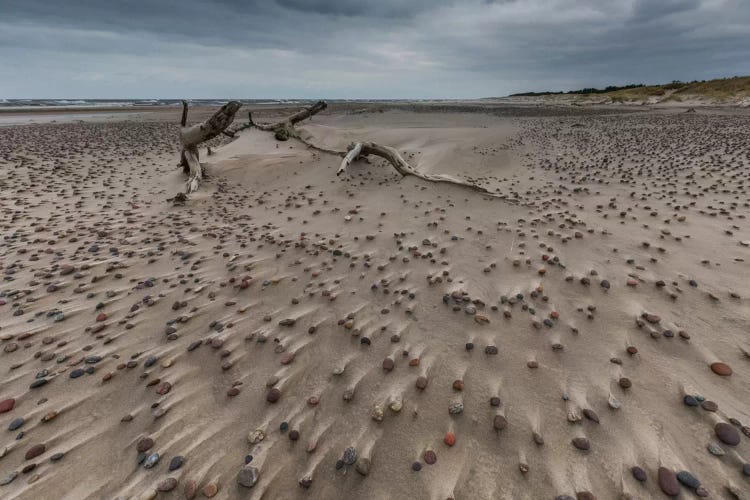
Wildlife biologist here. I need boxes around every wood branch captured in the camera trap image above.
[180,101,242,147]
[180,100,188,127]
[177,100,242,196]
[255,101,327,140]
[232,101,327,138]
[183,146,201,194]
[337,142,364,175]
[337,141,506,198]
[286,100,327,127]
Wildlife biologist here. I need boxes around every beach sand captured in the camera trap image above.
[0,103,749,499]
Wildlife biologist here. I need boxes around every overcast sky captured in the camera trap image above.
[1,0,748,99]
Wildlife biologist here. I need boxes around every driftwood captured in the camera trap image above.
[179,100,242,194]
[238,100,327,140]
[337,142,503,198]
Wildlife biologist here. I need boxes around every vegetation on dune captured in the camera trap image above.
[510,76,750,101]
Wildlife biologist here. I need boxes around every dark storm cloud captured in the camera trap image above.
[1,0,748,98]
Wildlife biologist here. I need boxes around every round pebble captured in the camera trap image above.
[444,432,456,446]
[631,466,647,482]
[657,467,680,496]
[169,455,184,471]
[710,362,732,376]
[237,466,259,488]
[715,422,740,446]
[157,478,178,492]
[571,437,590,451]
[266,388,281,403]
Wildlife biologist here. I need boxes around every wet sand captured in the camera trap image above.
[0,104,749,499]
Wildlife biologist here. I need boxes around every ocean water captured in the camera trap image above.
[0,98,450,111]
[0,99,316,109]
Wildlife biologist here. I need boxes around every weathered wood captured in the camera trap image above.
[337,142,364,174]
[254,101,327,140]
[233,101,327,138]
[177,100,242,195]
[180,101,242,148]
[183,145,201,194]
[337,141,505,198]
[180,100,188,127]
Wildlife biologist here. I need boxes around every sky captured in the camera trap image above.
[1,0,748,99]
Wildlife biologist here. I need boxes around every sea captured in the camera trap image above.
[0,99,317,110]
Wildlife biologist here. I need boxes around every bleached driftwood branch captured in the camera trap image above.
[178,100,242,195]
[337,141,504,198]
[237,100,327,140]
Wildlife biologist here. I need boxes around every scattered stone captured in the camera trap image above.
[25,444,46,460]
[571,437,590,451]
[631,466,647,482]
[356,457,371,476]
[657,467,680,496]
[676,470,700,489]
[237,466,259,488]
[715,422,740,446]
[157,478,178,492]
[710,362,732,376]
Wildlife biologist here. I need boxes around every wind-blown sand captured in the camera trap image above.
[0,104,749,499]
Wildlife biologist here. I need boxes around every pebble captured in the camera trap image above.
[676,470,700,489]
[157,478,178,492]
[715,422,740,446]
[582,409,599,423]
[247,429,265,445]
[0,472,18,486]
[683,395,699,407]
[25,444,46,460]
[266,388,281,403]
[411,461,422,471]
[571,437,590,451]
[202,482,219,497]
[136,437,154,452]
[169,455,184,471]
[631,466,647,482]
[416,376,428,390]
[423,450,437,465]
[710,362,732,376]
[8,417,25,431]
[356,457,371,476]
[657,467,680,496]
[184,480,198,499]
[444,432,456,446]
[143,452,159,468]
[701,400,718,412]
[493,415,508,430]
[448,401,464,415]
[706,442,725,456]
[343,447,357,465]
[237,466,259,488]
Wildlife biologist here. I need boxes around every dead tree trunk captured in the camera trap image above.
[178,100,242,195]
[252,100,327,140]
[337,142,504,198]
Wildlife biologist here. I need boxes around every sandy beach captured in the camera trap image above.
[0,102,749,499]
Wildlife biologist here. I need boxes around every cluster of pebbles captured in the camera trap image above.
[0,106,748,499]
